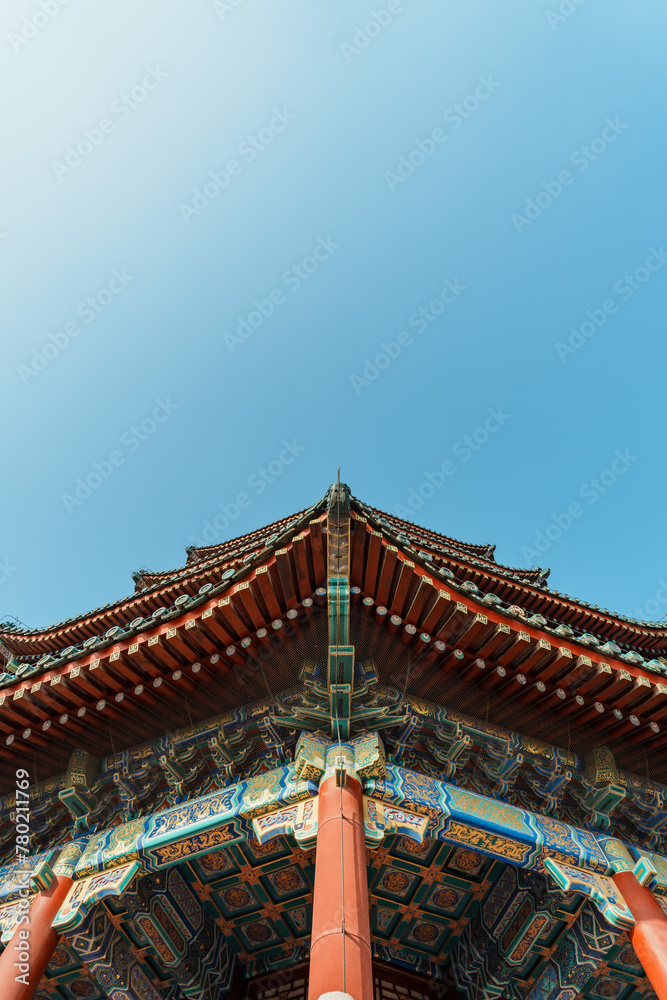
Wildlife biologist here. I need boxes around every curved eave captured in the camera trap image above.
[348,548,667,755]
[1,510,666,772]
[0,500,325,663]
[2,487,666,672]
[354,503,667,655]
[0,543,329,770]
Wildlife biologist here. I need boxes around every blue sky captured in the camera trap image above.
[1,0,666,629]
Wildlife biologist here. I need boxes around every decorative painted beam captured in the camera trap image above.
[0,762,317,927]
[4,734,667,995]
[327,480,353,739]
[364,762,613,877]
[75,762,317,877]
[53,862,141,934]
[7,673,667,861]
[253,797,319,849]
[5,739,667,907]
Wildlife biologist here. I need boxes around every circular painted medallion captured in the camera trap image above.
[271,868,302,893]
[411,921,439,944]
[223,886,252,909]
[380,870,411,894]
[397,836,430,856]
[49,944,71,968]
[450,848,483,873]
[432,887,460,912]
[201,851,232,873]
[616,944,641,970]
[245,921,272,943]
[68,980,97,998]
[596,980,623,998]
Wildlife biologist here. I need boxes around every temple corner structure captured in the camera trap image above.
[0,483,666,999]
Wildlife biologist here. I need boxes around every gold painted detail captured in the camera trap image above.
[446,820,531,864]
[294,733,328,783]
[147,824,239,867]
[450,789,530,835]
[241,769,286,819]
[54,862,140,931]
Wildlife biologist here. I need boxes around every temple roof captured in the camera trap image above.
[0,497,663,999]
[1,484,667,792]
[1,486,666,671]
[0,487,667,816]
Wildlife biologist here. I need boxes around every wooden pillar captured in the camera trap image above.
[0,875,73,1000]
[614,872,667,1000]
[308,772,372,1000]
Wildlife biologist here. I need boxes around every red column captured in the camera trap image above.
[0,875,73,1000]
[308,773,373,1000]
[614,871,667,1000]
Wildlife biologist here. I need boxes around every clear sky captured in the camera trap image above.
[1,0,666,630]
